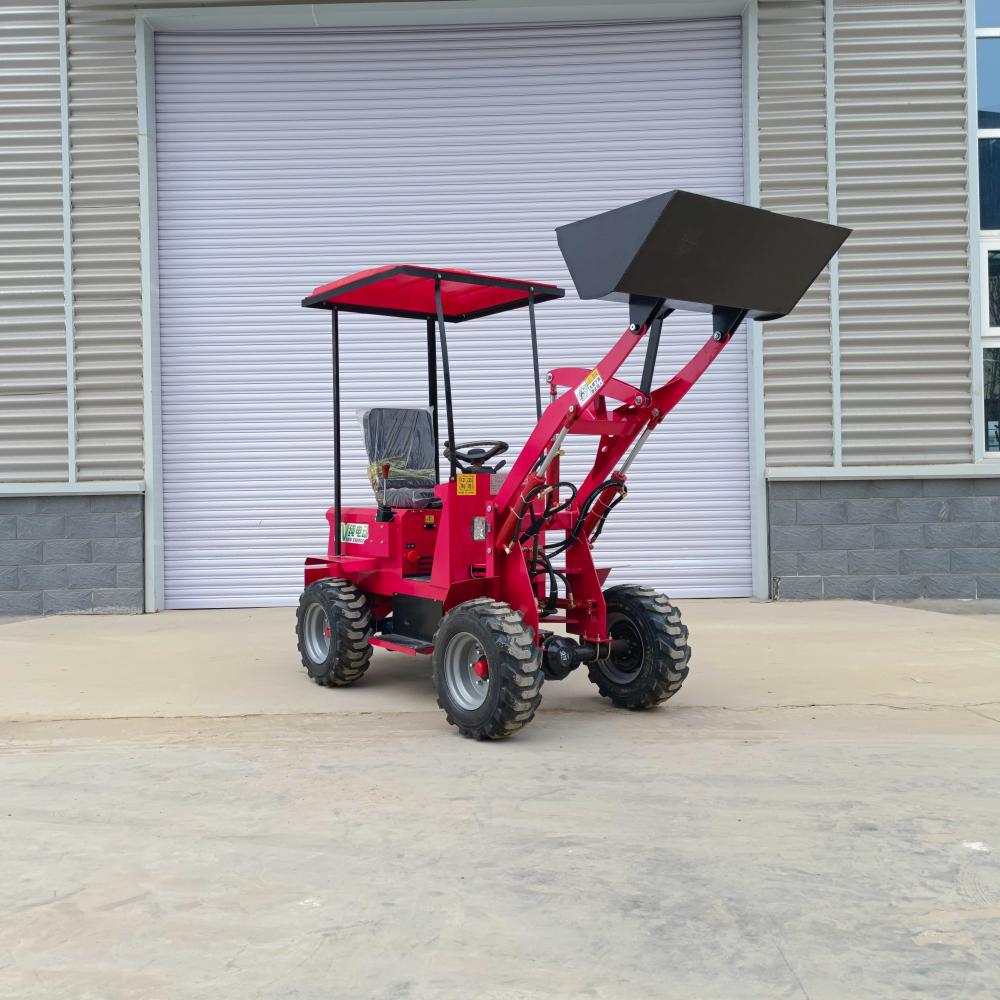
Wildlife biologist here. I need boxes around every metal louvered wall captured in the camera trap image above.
[757,0,974,469]
[757,0,834,467]
[834,0,973,465]
[153,20,752,607]
[67,0,145,479]
[0,0,67,482]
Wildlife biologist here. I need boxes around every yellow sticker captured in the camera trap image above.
[424,514,436,526]
[574,367,605,406]
[456,473,477,496]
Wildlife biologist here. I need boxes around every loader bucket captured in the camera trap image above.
[555,190,850,322]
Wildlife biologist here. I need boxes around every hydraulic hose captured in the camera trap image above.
[544,478,627,560]
[504,477,623,617]
[580,472,625,539]
[507,481,576,615]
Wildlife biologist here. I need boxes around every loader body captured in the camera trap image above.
[293,192,849,738]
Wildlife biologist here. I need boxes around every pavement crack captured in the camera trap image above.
[3,701,1000,729]
[721,701,924,713]
[765,914,812,1000]
[14,887,83,913]
[964,706,1000,726]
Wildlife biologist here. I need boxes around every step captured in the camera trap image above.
[370,633,434,656]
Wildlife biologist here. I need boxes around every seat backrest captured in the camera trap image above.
[360,407,437,495]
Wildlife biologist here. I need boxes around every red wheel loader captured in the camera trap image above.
[295,191,849,739]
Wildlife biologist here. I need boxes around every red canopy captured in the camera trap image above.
[302,264,564,323]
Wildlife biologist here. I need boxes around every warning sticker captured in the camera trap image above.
[574,368,604,407]
[340,522,370,544]
[456,474,477,496]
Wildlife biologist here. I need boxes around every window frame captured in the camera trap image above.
[978,239,1000,346]
[975,18,1000,456]
[984,337,1000,454]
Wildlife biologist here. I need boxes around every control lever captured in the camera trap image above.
[380,462,391,504]
[376,462,394,522]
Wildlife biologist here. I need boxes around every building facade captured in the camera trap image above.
[0,0,997,614]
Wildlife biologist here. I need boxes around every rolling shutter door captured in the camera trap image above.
[154,17,751,607]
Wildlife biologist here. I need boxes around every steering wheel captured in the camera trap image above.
[444,440,509,470]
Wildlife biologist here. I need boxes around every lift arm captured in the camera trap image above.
[493,310,740,551]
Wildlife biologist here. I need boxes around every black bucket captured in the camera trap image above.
[556,190,850,322]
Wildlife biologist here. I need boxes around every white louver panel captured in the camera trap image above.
[0,0,67,482]
[758,0,835,467]
[66,0,144,480]
[154,19,751,608]
[835,0,973,464]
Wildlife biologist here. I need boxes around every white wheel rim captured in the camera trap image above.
[302,601,331,663]
[443,631,490,711]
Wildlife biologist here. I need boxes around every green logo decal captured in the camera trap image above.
[340,522,370,544]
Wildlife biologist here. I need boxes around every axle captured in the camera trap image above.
[542,634,624,679]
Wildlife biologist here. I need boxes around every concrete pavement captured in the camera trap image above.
[2,599,1000,722]
[1,600,999,998]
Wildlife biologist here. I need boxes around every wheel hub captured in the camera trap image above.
[442,632,491,710]
[599,617,645,683]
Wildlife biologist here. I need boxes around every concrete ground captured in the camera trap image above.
[1,600,999,999]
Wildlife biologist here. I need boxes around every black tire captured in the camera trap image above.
[588,585,690,710]
[432,598,544,740]
[296,579,374,687]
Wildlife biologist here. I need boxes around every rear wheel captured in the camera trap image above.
[588,585,690,709]
[296,579,374,687]
[432,598,543,740]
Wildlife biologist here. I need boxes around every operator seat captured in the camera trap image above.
[361,407,440,509]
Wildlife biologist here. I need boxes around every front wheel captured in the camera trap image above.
[296,579,374,686]
[588,585,690,709]
[432,598,544,740]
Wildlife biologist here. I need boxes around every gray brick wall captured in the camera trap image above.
[0,495,143,614]
[769,479,1000,600]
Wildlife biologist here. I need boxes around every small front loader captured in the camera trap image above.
[295,191,849,738]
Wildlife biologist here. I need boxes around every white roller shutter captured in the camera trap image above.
[154,18,751,608]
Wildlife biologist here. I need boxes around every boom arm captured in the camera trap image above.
[494,310,741,546]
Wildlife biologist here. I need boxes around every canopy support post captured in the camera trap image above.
[435,276,457,482]
[331,307,342,557]
[528,286,542,419]
[426,317,439,482]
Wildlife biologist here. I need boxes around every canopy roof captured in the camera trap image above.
[302,264,565,323]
